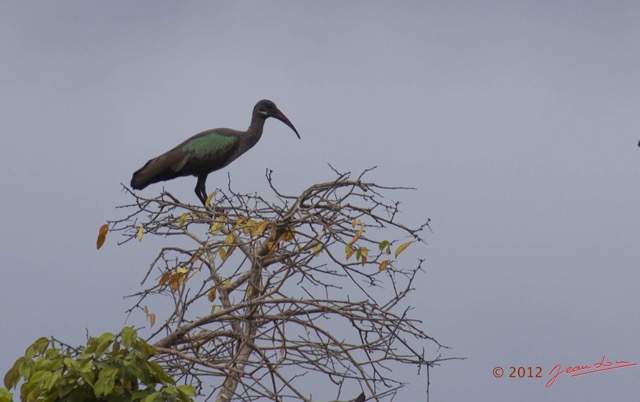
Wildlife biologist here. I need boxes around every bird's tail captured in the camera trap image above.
[130,154,181,190]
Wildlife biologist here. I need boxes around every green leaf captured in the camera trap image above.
[25,337,50,360]
[0,387,13,402]
[147,361,174,384]
[18,360,33,382]
[79,365,95,386]
[178,213,188,227]
[177,384,196,396]
[378,240,390,251]
[141,392,163,402]
[44,371,61,392]
[95,332,115,356]
[395,241,411,258]
[94,366,117,396]
[4,356,24,388]
[345,245,354,261]
[121,327,137,348]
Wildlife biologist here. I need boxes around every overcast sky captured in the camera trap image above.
[1,1,639,401]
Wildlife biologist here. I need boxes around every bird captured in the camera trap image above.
[130,99,300,205]
[328,392,365,402]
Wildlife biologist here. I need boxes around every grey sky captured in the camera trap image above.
[1,1,639,401]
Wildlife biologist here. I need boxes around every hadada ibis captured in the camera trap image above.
[130,99,300,205]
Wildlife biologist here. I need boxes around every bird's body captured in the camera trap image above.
[131,99,299,205]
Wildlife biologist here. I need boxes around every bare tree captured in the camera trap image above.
[109,168,447,402]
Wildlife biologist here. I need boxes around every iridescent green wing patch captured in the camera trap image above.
[173,132,238,172]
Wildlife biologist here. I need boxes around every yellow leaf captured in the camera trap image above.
[243,219,256,235]
[136,226,144,241]
[176,267,188,274]
[149,313,156,327]
[225,231,236,246]
[224,279,231,289]
[207,287,217,302]
[379,260,389,271]
[179,213,188,227]
[349,223,365,245]
[395,241,411,258]
[144,305,149,315]
[210,215,225,235]
[235,216,245,229]
[205,191,216,208]
[280,229,295,241]
[96,223,109,250]
[312,243,322,255]
[252,221,269,238]
[345,245,355,261]
[352,218,359,228]
[218,247,227,261]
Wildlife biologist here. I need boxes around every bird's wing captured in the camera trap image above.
[174,129,240,173]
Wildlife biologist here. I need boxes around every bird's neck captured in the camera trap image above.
[245,115,267,146]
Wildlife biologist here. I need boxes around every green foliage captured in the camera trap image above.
[3,328,195,402]
[0,387,13,402]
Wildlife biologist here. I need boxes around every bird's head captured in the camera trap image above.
[255,99,300,139]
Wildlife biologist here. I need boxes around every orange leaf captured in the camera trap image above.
[149,313,156,327]
[360,247,368,266]
[96,224,108,250]
[159,272,171,286]
[379,260,389,271]
[189,248,204,265]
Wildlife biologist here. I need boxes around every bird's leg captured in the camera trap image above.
[195,175,208,206]
[195,175,225,217]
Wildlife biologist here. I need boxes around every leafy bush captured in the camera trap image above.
[2,327,195,402]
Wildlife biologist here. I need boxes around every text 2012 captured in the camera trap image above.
[509,366,542,378]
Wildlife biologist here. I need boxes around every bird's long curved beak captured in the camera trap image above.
[273,108,300,139]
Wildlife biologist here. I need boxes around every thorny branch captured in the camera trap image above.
[109,168,448,402]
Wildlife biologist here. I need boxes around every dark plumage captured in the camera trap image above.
[131,99,299,205]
